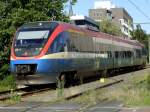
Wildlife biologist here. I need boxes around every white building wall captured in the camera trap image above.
[119,19,133,37]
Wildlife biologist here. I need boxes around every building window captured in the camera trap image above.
[124,18,128,25]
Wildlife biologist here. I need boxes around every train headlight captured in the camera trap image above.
[15,48,21,52]
[35,48,42,51]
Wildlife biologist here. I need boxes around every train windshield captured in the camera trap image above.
[14,22,58,57]
[14,30,50,57]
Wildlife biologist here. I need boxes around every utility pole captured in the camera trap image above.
[149,36,150,64]
[69,0,73,17]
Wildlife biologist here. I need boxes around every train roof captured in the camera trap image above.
[20,21,144,48]
[57,22,144,48]
[20,21,59,29]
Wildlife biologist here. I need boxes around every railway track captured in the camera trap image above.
[0,67,149,102]
[0,85,55,101]
[0,79,123,101]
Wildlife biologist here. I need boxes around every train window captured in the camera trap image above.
[115,52,119,58]
[100,51,108,58]
[107,51,112,58]
[123,51,126,58]
[120,51,132,58]
[68,32,79,52]
[119,51,123,58]
[142,48,147,56]
[77,33,82,52]
[125,51,128,58]
[135,49,142,58]
[80,34,88,52]
[48,32,68,54]
[127,51,132,58]
[123,51,125,58]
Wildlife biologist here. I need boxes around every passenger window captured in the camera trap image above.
[68,32,79,52]
[107,51,112,58]
[115,52,119,58]
[47,32,68,54]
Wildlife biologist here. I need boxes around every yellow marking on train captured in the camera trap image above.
[100,78,105,83]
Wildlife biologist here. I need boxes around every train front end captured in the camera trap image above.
[10,22,59,85]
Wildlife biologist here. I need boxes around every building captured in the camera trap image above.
[89,0,133,37]
[70,15,99,32]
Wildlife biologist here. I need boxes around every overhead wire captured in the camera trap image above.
[127,0,150,22]
[134,22,150,25]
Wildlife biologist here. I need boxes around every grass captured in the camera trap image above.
[1,70,150,107]
[107,71,150,107]
[4,92,21,104]
[70,70,150,107]
[107,84,150,107]
[0,75,16,92]
[69,84,108,106]
[56,78,65,99]
[0,75,20,104]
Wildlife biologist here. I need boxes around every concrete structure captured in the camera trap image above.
[70,15,99,32]
[89,0,133,37]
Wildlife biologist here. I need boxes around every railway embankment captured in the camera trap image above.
[70,68,150,107]
[0,68,150,112]
[21,67,150,107]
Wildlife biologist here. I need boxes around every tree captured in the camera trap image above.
[130,24,148,48]
[0,0,77,79]
[99,19,123,36]
[71,0,77,5]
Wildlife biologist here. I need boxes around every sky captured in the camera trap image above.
[70,0,150,34]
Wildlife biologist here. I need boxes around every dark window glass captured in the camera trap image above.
[67,32,79,52]
[48,32,68,54]
[136,49,142,58]
[115,52,119,58]
[14,22,58,57]
[107,51,112,58]
[14,30,50,57]
[142,48,147,56]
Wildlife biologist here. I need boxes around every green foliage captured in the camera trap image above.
[71,0,77,5]
[57,78,65,98]
[5,88,21,104]
[0,0,77,79]
[99,19,123,36]
[0,28,15,67]
[9,94,21,104]
[130,24,148,48]
[0,75,16,92]
[146,74,150,90]
[0,64,10,79]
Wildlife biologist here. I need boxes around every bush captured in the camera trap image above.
[0,64,10,79]
[0,75,16,92]
[146,74,150,90]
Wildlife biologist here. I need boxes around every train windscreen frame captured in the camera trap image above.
[14,22,58,57]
